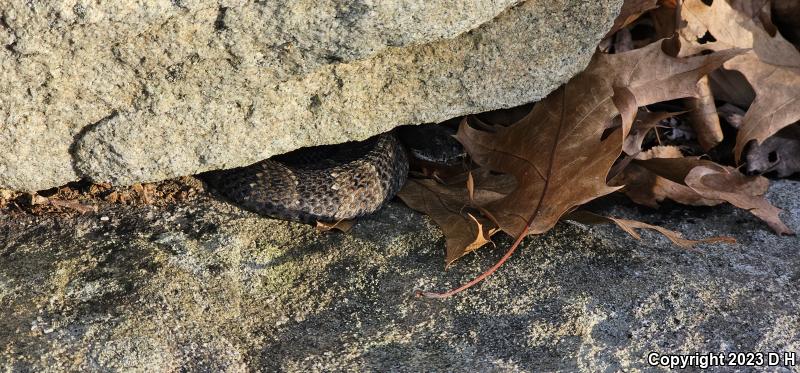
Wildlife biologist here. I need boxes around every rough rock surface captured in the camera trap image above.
[1,180,798,371]
[0,0,622,191]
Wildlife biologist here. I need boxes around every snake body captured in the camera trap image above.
[203,132,409,223]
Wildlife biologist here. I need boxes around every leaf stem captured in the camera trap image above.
[417,85,567,299]
[415,228,529,298]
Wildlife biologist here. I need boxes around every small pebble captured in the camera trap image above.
[100,216,110,221]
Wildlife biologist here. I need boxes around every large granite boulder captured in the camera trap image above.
[0,0,622,191]
[1,179,798,370]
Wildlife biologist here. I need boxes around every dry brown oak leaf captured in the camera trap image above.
[635,156,793,235]
[685,164,792,235]
[745,125,800,177]
[612,146,723,208]
[455,41,739,239]
[398,170,515,264]
[678,0,800,162]
[686,75,724,151]
[565,210,735,249]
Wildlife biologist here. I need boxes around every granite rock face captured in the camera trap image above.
[1,180,798,371]
[0,0,622,191]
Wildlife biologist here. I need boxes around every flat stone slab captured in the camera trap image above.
[1,179,798,371]
[0,0,621,191]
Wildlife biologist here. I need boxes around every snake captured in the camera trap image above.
[202,124,464,223]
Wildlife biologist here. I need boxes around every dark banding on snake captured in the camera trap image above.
[202,124,464,223]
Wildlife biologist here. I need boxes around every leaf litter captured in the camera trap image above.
[402,0,798,297]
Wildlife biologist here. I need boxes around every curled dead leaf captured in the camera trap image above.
[686,76,724,150]
[677,0,800,162]
[612,146,723,208]
[633,156,792,235]
[397,172,512,264]
[684,164,793,235]
[566,210,736,248]
[745,125,800,177]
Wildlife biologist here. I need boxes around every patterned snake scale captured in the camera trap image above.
[202,132,409,223]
